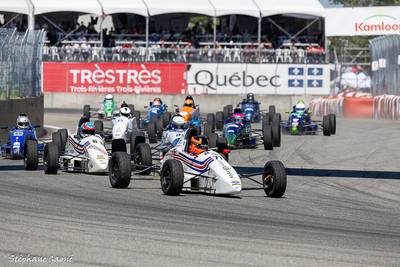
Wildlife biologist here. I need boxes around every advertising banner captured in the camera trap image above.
[43,62,187,94]
[186,63,329,95]
[326,7,400,36]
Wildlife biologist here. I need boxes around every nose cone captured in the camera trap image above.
[291,126,298,134]
[225,133,236,146]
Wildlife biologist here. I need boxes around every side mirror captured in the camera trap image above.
[1,126,8,130]
[285,111,290,113]
[165,105,168,107]
[33,125,40,128]
[174,104,179,107]
[308,110,312,114]
[175,108,179,113]
[144,106,148,108]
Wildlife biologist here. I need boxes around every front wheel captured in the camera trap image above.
[83,105,90,117]
[135,143,152,175]
[109,152,131,188]
[215,111,224,130]
[323,116,331,136]
[263,125,274,150]
[263,161,287,197]
[24,139,38,170]
[328,114,336,135]
[148,120,157,143]
[43,142,59,174]
[161,159,184,195]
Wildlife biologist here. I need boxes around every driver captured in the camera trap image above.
[167,115,187,130]
[184,99,194,108]
[120,101,129,108]
[190,135,209,155]
[185,95,196,107]
[16,114,31,130]
[152,99,162,108]
[120,107,131,118]
[104,94,114,102]
[232,113,245,125]
[79,122,95,138]
[295,102,306,114]
[246,93,255,103]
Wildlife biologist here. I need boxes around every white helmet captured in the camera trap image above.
[120,107,131,117]
[105,94,113,101]
[171,115,186,129]
[17,115,30,130]
[296,103,306,113]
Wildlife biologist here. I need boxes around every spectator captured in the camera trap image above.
[131,43,138,61]
[62,43,73,61]
[315,43,324,63]
[290,44,298,63]
[185,42,196,62]
[306,43,315,63]
[152,41,161,61]
[80,40,91,61]
[150,34,159,42]
[169,42,177,61]
[160,42,167,61]
[72,42,80,60]
[121,42,131,60]
[78,33,87,42]
[242,29,251,43]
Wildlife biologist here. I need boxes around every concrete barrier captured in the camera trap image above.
[0,95,44,142]
[44,92,320,115]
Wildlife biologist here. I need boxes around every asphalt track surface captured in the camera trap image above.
[1,108,399,267]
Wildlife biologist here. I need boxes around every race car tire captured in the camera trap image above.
[94,120,103,135]
[135,143,152,175]
[269,105,276,123]
[43,142,59,174]
[58,129,68,150]
[273,113,281,147]
[134,110,141,122]
[52,131,62,151]
[207,113,215,126]
[218,152,228,162]
[109,152,131,188]
[263,125,274,150]
[263,161,287,198]
[208,132,218,148]
[262,115,270,129]
[148,120,157,143]
[162,112,171,128]
[223,106,230,120]
[130,132,145,161]
[128,104,135,115]
[194,126,202,135]
[83,105,90,117]
[161,159,184,196]
[329,114,336,135]
[24,139,38,170]
[150,114,158,122]
[216,137,229,162]
[204,122,214,136]
[112,139,127,153]
[216,111,224,130]
[227,105,233,114]
[323,116,331,136]
[156,118,164,139]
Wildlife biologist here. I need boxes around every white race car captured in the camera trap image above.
[43,116,126,174]
[108,128,287,197]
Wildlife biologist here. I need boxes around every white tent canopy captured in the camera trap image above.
[30,0,102,15]
[143,0,215,17]
[0,0,29,15]
[254,0,325,18]
[101,0,148,17]
[211,0,260,18]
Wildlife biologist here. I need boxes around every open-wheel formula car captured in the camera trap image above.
[108,128,287,198]
[1,113,46,170]
[138,98,171,130]
[83,94,133,120]
[281,100,336,136]
[42,116,127,175]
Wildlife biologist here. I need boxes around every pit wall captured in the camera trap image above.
[310,93,400,119]
[0,95,44,141]
[44,92,318,115]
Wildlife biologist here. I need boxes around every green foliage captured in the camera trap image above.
[330,0,400,6]
[188,17,219,34]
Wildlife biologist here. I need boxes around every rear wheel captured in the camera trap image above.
[227,105,233,114]
[162,112,171,128]
[150,114,158,122]
[161,159,184,195]
[112,139,127,153]
[134,110,141,126]
[94,120,103,135]
[83,105,90,117]
[216,136,229,161]
[208,132,218,148]
[215,111,224,130]
[58,129,68,149]
[272,113,281,147]
[43,142,58,174]
[323,116,331,136]
[263,161,287,197]
[130,132,145,161]
[207,113,215,126]
[156,118,164,139]
[135,143,152,175]
[223,106,230,120]
[268,105,276,123]
[148,120,157,143]
[128,104,135,115]
[263,125,274,150]
[52,131,62,150]
[329,114,336,135]
[109,152,131,188]
[24,139,38,170]
[204,122,214,136]
[262,115,270,129]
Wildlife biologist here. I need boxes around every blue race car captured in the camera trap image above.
[281,100,336,136]
[140,98,171,129]
[1,113,45,170]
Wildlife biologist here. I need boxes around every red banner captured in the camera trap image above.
[43,62,187,94]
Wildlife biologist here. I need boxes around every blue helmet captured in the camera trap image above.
[80,122,95,138]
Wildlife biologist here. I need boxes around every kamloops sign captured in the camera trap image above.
[186,63,329,95]
[326,7,400,36]
[42,62,186,94]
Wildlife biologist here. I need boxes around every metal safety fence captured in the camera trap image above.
[369,35,400,96]
[0,29,46,99]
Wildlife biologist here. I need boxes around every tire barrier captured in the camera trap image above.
[310,97,345,117]
[373,95,400,120]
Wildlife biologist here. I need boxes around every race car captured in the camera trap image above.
[83,94,132,119]
[1,113,47,170]
[139,98,171,129]
[42,116,126,174]
[108,128,287,198]
[281,100,336,136]
[174,96,202,134]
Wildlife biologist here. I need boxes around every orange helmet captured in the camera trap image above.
[153,100,161,107]
[184,99,194,108]
[190,135,209,155]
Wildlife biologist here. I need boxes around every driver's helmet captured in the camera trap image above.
[295,103,306,114]
[120,107,131,117]
[120,101,129,108]
[246,93,254,103]
[17,115,30,130]
[152,100,162,108]
[184,99,194,108]
[190,135,209,154]
[171,115,186,129]
[185,95,194,102]
[79,122,95,138]
[232,113,244,125]
[105,94,113,102]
